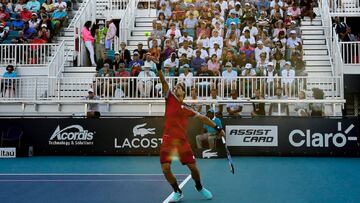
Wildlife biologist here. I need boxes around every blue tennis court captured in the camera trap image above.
[0,156,360,203]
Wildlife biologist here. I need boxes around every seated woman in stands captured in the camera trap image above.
[2,65,17,98]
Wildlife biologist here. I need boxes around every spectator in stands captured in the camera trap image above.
[309,88,325,117]
[39,14,53,37]
[20,5,32,21]
[300,0,315,24]
[287,3,301,22]
[209,29,223,50]
[131,63,141,77]
[98,63,115,77]
[148,39,161,64]
[291,51,307,76]
[209,42,222,61]
[129,51,144,70]
[251,89,266,117]
[225,32,240,51]
[133,42,148,60]
[84,88,100,118]
[269,87,289,116]
[137,65,156,97]
[286,30,302,60]
[287,20,300,38]
[193,41,208,60]
[256,52,269,70]
[178,64,193,91]
[183,12,198,38]
[118,42,132,66]
[207,88,223,117]
[239,29,255,47]
[178,30,193,46]
[241,63,256,76]
[26,0,40,13]
[2,65,17,98]
[221,62,237,95]
[105,19,116,50]
[191,49,205,73]
[166,22,182,40]
[225,9,240,29]
[38,24,51,42]
[161,39,176,60]
[82,21,96,66]
[178,40,193,59]
[264,62,279,96]
[334,17,348,41]
[51,6,67,34]
[29,13,40,30]
[53,0,66,10]
[207,54,221,76]
[23,21,36,39]
[0,24,8,42]
[163,52,179,74]
[225,21,241,39]
[226,89,243,117]
[281,61,295,97]
[14,0,25,13]
[12,14,25,30]
[144,53,157,72]
[196,109,222,150]
[272,49,286,74]
[12,30,28,43]
[0,5,9,21]
[294,90,309,116]
[114,63,129,97]
[96,51,113,71]
[94,20,107,61]
[42,0,55,13]
[255,40,270,63]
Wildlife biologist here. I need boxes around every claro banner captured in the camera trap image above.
[0,117,359,156]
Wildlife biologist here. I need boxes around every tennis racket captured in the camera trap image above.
[221,136,235,174]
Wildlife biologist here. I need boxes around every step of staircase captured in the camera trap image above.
[303,44,327,50]
[303,49,328,55]
[303,55,329,61]
[301,30,324,35]
[303,39,326,45]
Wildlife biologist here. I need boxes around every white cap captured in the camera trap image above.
[245,2,250,6]
[225,62,233,67]
[88,88,94,93]
[98,20,105,24]
[285,61,291,65]
[267,62,274,66]
[290,30,297,34]
[257,40,263,45]
[245,63,252,69]
[230,22,236,25]
[230,9,237,14]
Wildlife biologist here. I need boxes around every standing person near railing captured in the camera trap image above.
[309,88,325,117]
[94,20,107,61]
[82,21,96,67]
[156,63,224,202]
[105,19,116,50]
[2,65,17,98]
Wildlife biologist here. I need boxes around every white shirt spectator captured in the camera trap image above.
[255,46,271,62]
[222,70,237,84]
[243,26,259,37]
[241,69,257,76]
[178,47,194,59]
[164,58,179,69]
[270,0,284,8]
[286,37,302,49]
[226,102,243,115]
[239,35,256,45]
[166,29,182,39]
[179,35,193,44]
[211,17,225,28]
[209,36,224,49]
[178,72,194,87]
[209,48,223,60]
[53,1,67,9]
[281,68,295,84]
[197,38,210,49]
[138,70,156,82]
[192,49,209,60]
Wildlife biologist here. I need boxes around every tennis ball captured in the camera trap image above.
[144,32,150,37]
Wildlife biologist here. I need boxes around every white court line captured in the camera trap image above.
[0,179,185,182]
[0,173,188,176]
[162,175,191,203]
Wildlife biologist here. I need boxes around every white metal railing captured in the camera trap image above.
[48,41,67,77]
[0,76,343,101]
[113,35,120,52]
[68,0,96,67]
[109,0,129,10]
[119,0,139,43]
[0,77,49,100]
[328,0,360,15]
[339,41,360,65]
[0,43,58,67]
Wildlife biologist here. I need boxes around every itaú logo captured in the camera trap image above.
[289,122,357,148]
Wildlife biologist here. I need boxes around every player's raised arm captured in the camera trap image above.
[196,114,225,137]
[157,65,169,94]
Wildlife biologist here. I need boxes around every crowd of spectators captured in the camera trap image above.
[0,0,74,44]
[90,0,313,100]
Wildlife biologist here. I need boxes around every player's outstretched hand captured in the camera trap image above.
[218,129,225,137]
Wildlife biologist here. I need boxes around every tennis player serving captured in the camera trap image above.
[157,65,225,202]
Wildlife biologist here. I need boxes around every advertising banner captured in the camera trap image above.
[0,117,358,156]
